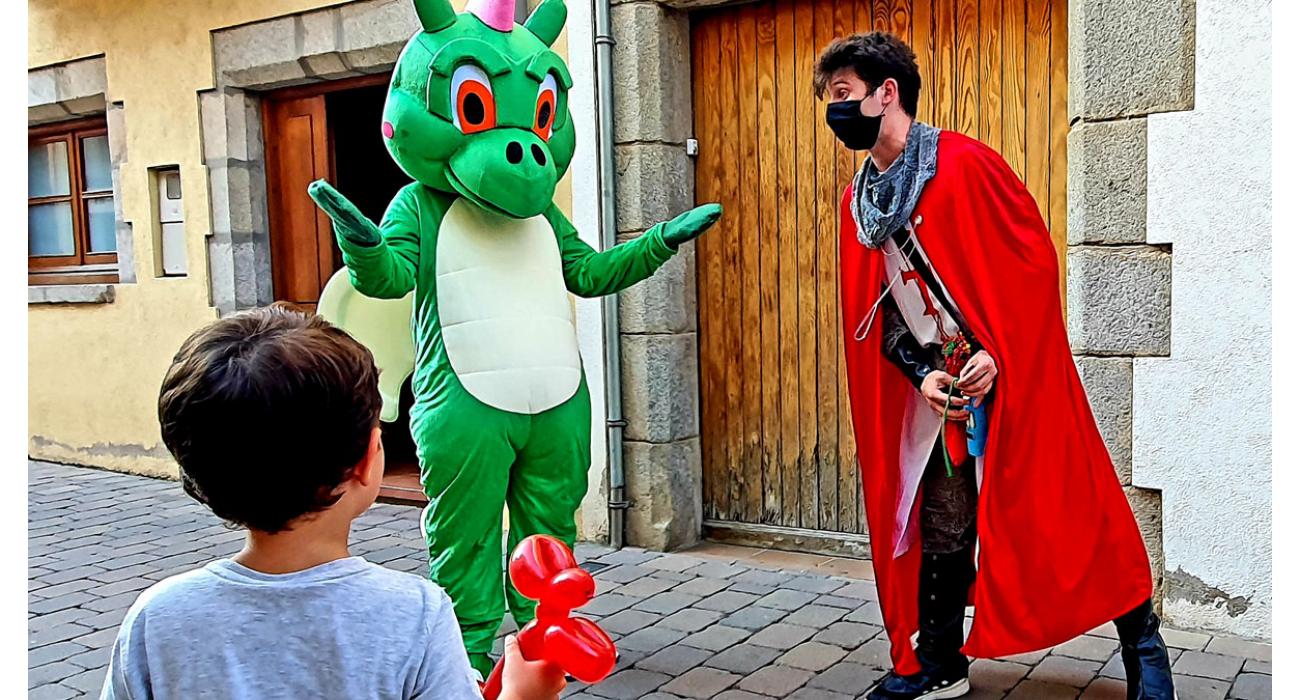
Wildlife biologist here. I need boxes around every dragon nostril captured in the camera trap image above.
[506,142,524,164]
[531,144,547,166]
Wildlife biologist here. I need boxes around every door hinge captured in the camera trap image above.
[686,138,700,157]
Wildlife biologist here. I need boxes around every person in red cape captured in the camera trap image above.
[813,33,1177,700]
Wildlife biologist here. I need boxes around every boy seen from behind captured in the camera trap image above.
[100,303,564,700]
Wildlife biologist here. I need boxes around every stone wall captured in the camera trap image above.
[201,0,418,315]
[1067,0,1197,611]
[608,0,703,551]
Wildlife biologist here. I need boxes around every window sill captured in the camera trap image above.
[28,284,116,305]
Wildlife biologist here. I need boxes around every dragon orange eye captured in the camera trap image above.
[534,74,558,141]
[451,64,496,134]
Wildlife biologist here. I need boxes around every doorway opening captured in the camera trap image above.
[263,74,424,504]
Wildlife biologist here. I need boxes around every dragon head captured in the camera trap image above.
[382,0,575,219]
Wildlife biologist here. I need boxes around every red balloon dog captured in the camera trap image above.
[481,535,617,699]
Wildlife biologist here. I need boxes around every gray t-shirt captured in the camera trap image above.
[100,557,482,700]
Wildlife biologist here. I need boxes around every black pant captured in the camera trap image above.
[920,445,977,555]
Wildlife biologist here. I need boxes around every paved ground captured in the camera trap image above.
[29,461,1272,700]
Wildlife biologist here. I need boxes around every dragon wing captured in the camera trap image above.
[316,268,416,423]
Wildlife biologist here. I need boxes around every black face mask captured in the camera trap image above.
[826,91,884,151]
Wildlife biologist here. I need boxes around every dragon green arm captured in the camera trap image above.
[547,205,677,298]
[317,182,423,300]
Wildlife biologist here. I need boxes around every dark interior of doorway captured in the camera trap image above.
[326,83,425,505]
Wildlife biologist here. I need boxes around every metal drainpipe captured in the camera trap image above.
[593,0,628,549]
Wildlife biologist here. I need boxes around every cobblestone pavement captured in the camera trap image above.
[30,461,1272,699]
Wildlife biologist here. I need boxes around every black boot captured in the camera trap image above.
[867,549,974,700]
[1114,600,1177,700]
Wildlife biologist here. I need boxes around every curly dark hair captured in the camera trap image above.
[158,302,381,533]
[813,31,921,117]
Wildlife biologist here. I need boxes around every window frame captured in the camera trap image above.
[28,117,118,285]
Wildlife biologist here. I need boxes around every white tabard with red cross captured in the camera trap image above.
[879,220,980,559]
[881,222,964,348]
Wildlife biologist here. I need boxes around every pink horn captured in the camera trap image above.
[466,0,515,32]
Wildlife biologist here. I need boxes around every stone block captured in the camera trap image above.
[1069,0,1196,120]
[674,576,730,596]
[208,162,259,237]
[1125,486,1165,609]
[632,590,700,614]
[61,94,107,118]
[778,642,847,672]
[54,56,107,102]
[636,644,712,675]
[706,643,782,674]
[610,2,692,144]
[755,588,819,611]
[697,589,760,613]
[620,333,699,442]
[749,622,817,649]
[1052,635,1118,662]
[1029,656,1102,688]
[807,662,882,696]
[28,67,57,107]
[660,607,723,632]
[199,90,264,164]
[106,103,127,166]
[1205,636,1270,663]
[601,608,661,635]
[618,240,697,333]
[1172,651,1245,681]
[1067,245,1172,356]
[813,621,880,649]
[617,575,677,598]
[682,624,752,651]
[28,103,70,125]
[1075,356,1134,484]
[207,239,237,315]
[662,666,741,698]
[1068,119,1147,245]
[1172,675,1230,699]
[339,0,419,73]
[614,143,693,233]
[213,17,307,89]
[618,624,688,652]
[783,604,848,629]
[623,438,701,551]
[28,284,115,305]
[590,668,671,698]
[738,665,815,696]
[1163,627,1211,651]
[721,604,788,631]
[970,659,1030,692]
[297,8,358,79]
[843,603,884,626]
[1007,679,1084,700]
[1229,673,1272,700]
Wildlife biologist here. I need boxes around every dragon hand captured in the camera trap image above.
[660,203,723,249]
[308,179,382,247]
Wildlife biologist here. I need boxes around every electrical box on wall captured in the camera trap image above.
[153,167,186,277]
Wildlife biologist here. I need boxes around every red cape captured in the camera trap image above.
[839,131,1151,674]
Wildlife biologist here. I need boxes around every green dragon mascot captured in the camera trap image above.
[307,0,722,676]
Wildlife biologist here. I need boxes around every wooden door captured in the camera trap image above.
[264,94,338,313]
[692,0,1068,549]
[263,78,426,505]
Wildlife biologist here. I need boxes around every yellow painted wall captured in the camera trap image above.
[28,0,574,477]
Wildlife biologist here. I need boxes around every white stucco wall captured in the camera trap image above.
[566,0,612,543]
[1136,0,1271,639]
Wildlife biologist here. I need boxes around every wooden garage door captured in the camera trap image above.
[692,0,1067,548]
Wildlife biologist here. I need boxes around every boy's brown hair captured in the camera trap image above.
[158,302,381,533]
